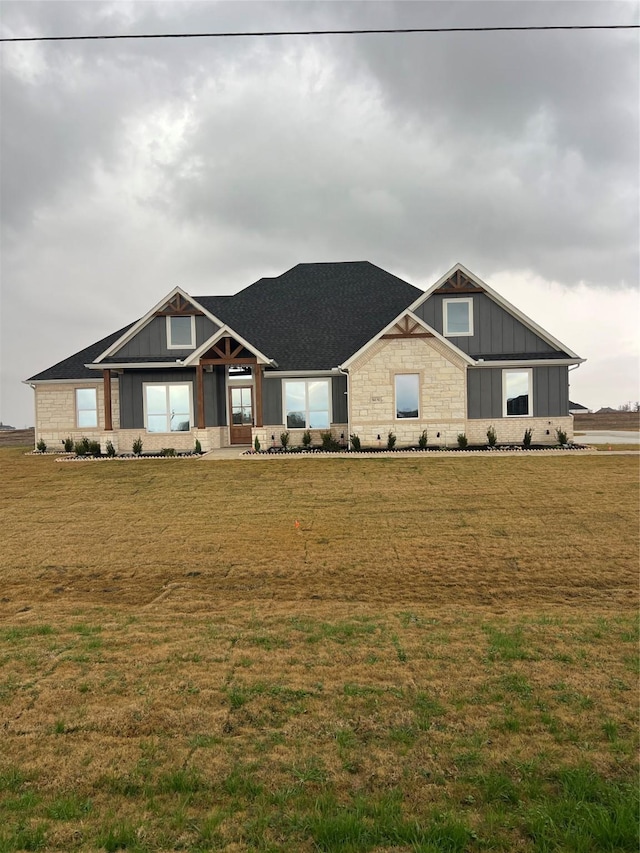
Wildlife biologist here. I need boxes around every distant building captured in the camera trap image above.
[595,407,617,414]
[568,401,590,414]
[0,422,15,431]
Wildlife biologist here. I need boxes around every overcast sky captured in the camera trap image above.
[1,0,638,426]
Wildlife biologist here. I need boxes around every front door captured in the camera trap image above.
[229,386,253,444]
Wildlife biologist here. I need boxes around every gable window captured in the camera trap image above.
[443,298,473,337]
[284,379,330,429]
[503,369,532,417]
[144,383,192,432]
[167,315,196,349]
[395,374,419,419]
[76,388,98,428]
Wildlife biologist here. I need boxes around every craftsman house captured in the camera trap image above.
[26,262,583,451]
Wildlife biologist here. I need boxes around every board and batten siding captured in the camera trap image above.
[116,315,219,359]
[467,366,569,419]
[262,374,348,426]
[415,293,562,357]
[120,367,226,430]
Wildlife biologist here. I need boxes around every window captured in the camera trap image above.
[166,315,195,349]
[76,388,97,428]
[144,383,192,432]
[395,374,419,419]
[443,297,473,336]
[503,369,532,417]
[284,379,330,429]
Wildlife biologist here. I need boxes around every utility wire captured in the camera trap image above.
[1,24,638,43]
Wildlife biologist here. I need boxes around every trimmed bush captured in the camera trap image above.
[418,429,428,450]
[556,427,568,446]
[350,434,361,451]
[132,437,143,456]
[523,428,533,448]
[105,440,116,457]
[486,426,497,447]
[387,431,397,450]
[457,433,468,449]
[63,437,74,452]
[253,435,260,452]
[88,441,101,457]
[302,430,312,448]
[74,441,87,457]
[194,439,202,455]
[160,448,176,457]
[280,431,290,449]
[36,438,47,453]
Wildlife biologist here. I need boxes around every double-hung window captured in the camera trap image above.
[166,315,196,349]
[76,388,98,428]
[395,374,419,419]
[145,383,192,432]
[443,298,473,336]
[503,369,532,417]
[283,379,330,429]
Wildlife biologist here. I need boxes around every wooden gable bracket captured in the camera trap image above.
[199,335,258,365]
[382,315,434,339]
[155,293,204,316]
[436,269,484,294]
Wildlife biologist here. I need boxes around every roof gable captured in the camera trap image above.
[409,263,580,359]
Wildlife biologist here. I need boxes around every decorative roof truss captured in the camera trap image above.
[155,293,203,316]
[381,315,434,339]
[436,268,484,294]
[200,335,256,364]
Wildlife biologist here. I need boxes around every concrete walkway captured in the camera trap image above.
[576,430,639,444]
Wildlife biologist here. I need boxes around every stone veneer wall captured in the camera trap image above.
[465,416,574,445]
[34,383,229,453]
[34,381,120,451]
[348,336,467,447]
[251,425,349,449]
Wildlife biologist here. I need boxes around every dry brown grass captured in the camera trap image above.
[0,449,638,851]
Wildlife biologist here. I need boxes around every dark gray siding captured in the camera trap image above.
[332,374,348,423]
[467,365,570,419]
[116,315,219,359]
[534,366,569,417]
[263,377,283,425]
[416,293,561,357]
[119,369,196,429]
[467,369,502,419]
[203,367,227,427]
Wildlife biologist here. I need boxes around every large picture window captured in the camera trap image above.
[443,298,473,337]
[395,374,419,419]
[503,369,532,417]
[76,388,98,428]
[284,379,330,429]
[166,315,195,349]
[144,383,192,432]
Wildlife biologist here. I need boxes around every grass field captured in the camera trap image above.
[1,448,638,852]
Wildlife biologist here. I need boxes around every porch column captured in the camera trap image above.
[196,363,205,429]
[254,364,263,428]
[103,370,113,431]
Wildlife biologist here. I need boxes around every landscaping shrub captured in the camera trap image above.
[350,434,361,451]
[36,438,47,453]
[88,441,101,457]
[302,430,312,448]
[63,437,74,452]
[194,439,202,455]
[74,441,87,457]
[280,431,290,449]
[387,431,397,450]
[132,437,143,456]
[253,435,260,452]
[161,448,176,457]
[321,432,341,451]
[457,433,468,449]
[556,427,568,446]
[105,441,116,458]
[486,426,497,447]
[418,429,428,449]
[523,428,533,449]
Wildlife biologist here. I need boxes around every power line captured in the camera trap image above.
[1,24,638,44]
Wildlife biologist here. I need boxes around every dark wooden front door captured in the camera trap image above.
[229,386,253,444]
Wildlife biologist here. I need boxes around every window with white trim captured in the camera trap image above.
[395,374,419,419]
[283,379,330,429]
[166,315,196,349]
[144,383,192,432]
[503,369,532,417]
[76,388,98,428]
[443,297,473,336]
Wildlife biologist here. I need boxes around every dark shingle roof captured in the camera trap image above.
[197,261,423,371]
[28,262,423,381]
